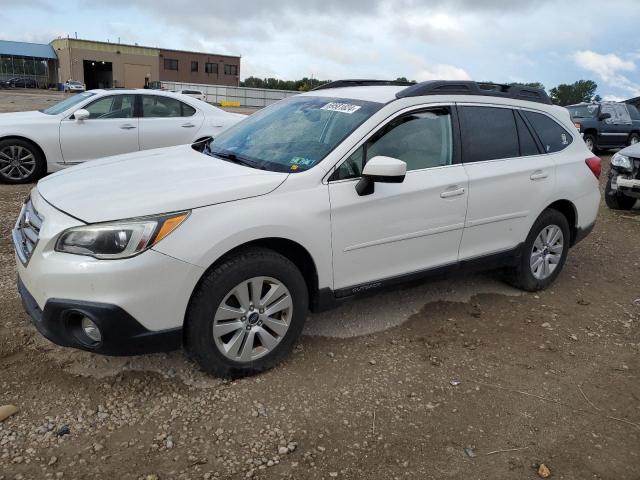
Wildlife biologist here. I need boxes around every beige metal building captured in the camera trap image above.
[50,38,240,89]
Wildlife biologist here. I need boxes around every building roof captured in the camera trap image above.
[0,40,57,59]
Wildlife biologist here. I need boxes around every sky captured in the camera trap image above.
[1,0,639,100]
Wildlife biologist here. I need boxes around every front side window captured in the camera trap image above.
[600,103,631,125]
[164,58,178,71]
[333,109,453,180]
[459,106,519,162]
[208,96,383,173]
[84,95,134,119]
[42,92,95,115]
[522,111,573,153]
[142,95,194,117]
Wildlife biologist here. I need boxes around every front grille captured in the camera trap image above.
[12,198,43,265]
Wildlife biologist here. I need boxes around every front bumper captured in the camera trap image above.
[18,277,182,355]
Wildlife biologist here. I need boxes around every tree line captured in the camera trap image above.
[241,76,604,106]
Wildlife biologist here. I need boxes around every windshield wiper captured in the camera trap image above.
[210,149,261,170]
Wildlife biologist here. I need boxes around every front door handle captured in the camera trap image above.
[120,124,136,130]
[530,170,549,181]
[440,186,466,198]
[181,123,196,128]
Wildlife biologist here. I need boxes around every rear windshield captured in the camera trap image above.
[567,104,598,118]
[42,92,94,115]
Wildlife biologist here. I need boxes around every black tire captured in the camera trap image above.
[628,133,640,147]
[583,134,597,153]
[605,177,637,210]
[507,209,571,292]
[0,138,46,184]
[185,247,309,378]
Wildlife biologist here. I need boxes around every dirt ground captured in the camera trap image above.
[0,91,639,480]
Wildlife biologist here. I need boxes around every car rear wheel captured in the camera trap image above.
[628,133,640,146]
[507,209,570,292]
[185,247,308,378]
[605,178,637,210]
[0,138,45,184]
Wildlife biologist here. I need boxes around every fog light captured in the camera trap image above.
[81,316,102,343]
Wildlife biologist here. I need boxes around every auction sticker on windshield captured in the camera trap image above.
[321,102,362,114]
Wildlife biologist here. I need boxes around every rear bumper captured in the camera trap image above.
[572,221,595,246]
[18,277,182,356]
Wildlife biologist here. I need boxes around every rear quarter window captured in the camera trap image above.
[522,111,572,153]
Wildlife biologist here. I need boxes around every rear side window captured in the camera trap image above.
[459,106,519,162]
[142,96,196,117]
[522,111,572,153]
[515,112,541,156]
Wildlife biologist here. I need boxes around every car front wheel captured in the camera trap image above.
[185,247,308,377]
[0,139,45,184]
[605,178,637,210]
[507,209,570,292]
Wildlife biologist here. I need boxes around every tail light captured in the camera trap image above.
[585,156,601,179]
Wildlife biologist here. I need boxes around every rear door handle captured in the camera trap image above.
[120,124,136,130]
[530,170,549,181]
[440,186,466,198]
[181,123,196,128]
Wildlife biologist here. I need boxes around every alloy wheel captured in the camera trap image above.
[212,276,293,362]
[585,137,594,152]
[0,145,36,181]
[530,224,564,280]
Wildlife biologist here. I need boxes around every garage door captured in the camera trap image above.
[123,63,152,88]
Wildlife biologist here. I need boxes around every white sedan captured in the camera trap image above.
[0,89,246,183]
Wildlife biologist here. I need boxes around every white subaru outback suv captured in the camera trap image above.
[14,80,601,377]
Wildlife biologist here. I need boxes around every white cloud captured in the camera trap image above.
[573,50,639,97]
[415,65,471,82]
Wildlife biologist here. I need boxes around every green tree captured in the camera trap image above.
[509,82,546,90]
[549,80,598,106]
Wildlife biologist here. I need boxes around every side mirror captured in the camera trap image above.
[356,156,407,196]
[598,112,611,121]
[73,109,90,121]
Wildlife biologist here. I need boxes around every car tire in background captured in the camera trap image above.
[0,138,46,184]
[605,178,637,210]
[628,133,640,146]
[185,247,309,378]
[507,208,570,292]
[583,134,597,152]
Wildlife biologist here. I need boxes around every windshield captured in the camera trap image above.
[567,104,598,118]
[42,92,95,115]
[206,95,383,172]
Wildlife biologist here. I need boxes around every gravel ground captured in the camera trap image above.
[1,91,639,479]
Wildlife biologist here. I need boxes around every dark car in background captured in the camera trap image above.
[567,102,640,152]
[2,77,39,89]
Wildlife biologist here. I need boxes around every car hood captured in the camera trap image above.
[619,142,640,158]
[37,145,289,223]
[0,110,50,124]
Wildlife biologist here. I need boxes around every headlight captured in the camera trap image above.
[55,211,189,259]
[611,152,632,171]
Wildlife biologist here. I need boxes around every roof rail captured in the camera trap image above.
[395,80,552,105]
[311,79,415,91]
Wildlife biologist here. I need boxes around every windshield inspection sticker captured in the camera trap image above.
[321,102,362,114]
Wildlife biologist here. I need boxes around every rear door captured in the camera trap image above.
[138,94,205,150]
[59,94,138,164]
[458,104,555,259]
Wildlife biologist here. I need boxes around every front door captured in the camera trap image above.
[328,106,469,291]
[60,94,138,164]
[599,103,632,147]
[138,94,205,150]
